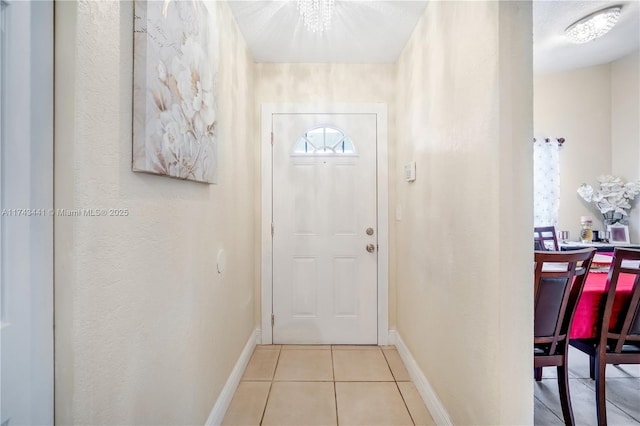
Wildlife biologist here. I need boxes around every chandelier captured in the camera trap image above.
[297,0,335,33]
[565,6,622,44]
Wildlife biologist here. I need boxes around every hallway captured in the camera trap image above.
[222,345,434,425]
[42,1,533,423]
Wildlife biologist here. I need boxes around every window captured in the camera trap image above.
[293,125,356,155]
[533,138,563,227]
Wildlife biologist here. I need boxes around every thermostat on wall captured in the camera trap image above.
[404,161,416,182]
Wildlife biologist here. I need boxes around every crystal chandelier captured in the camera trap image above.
[565,6,622,44]
[297,0,335,33]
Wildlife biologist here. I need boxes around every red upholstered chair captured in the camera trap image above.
[534,248,596,426]
[534,226,559,251]
[569,248,640,426]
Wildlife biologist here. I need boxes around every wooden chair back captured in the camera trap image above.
[534,248,596,354]
[534,226,559,251]
[598,248,640,353]
[569,248,640,425]
[534,248,595,426]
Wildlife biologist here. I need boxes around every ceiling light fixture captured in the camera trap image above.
[297,0,335,33]
[565,6,622,44]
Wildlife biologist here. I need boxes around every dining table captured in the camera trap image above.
[570,253,638,339]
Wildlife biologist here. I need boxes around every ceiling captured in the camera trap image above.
[228,0,640,73]
[227,1,428,63]
[534,0,640,74]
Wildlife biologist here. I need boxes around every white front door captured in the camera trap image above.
[272,113,378,344]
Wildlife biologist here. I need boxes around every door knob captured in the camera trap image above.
[366,243,376,253]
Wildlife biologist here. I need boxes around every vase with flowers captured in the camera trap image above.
[577,175,640,226]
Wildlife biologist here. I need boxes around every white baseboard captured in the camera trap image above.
[388,328,397,345]
[393,331,452,426]
[205,328,258,426]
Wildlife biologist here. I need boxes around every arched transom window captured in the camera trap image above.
[292,125,356,155]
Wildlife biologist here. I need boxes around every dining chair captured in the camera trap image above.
[534,248,596,426]
[569,248,640,426]
[534,226,559,251]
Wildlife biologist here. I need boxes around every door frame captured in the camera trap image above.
[260,103,388,345]
[1,0,54,423]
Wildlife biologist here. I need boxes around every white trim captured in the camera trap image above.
[1,1,54,423]
[260,104,273,344]
[387,328,397,345]
[394,332,452,426]
[205,329,258,426]
[260,103,389,345]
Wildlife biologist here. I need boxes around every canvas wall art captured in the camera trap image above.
[133,0,218,183]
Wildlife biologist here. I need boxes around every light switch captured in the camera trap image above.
[404,162,416,182]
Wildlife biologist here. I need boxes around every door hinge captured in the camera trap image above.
[271,132,274,145]
[271,223,274,237]
[271,314,275,327]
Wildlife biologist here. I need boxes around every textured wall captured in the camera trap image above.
[254,63,398,329]
[612,50,640,242]
[394,1,533,423]
[54,1,255,423]
[534,64,612,238]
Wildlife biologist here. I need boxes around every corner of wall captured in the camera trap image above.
[205,328,258,426]
[53,0,79,422]
[393,332,452,426]
[611,49,640,242]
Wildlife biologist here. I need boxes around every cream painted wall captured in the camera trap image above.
[534,64,612,239]
[395,1,532,424]
[54,1,255,424]
[535,52,640,242]
[612,50,640,242]
[253,63,398,328]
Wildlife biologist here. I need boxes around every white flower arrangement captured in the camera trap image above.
[577,175,640,220]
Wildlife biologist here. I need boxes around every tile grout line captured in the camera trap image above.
[574,377,640,423]
[258,347,282,426]
[381,347,398,381]
[535,377,640,425]
[332,345,340,426]
[535,378,576,424]
[395,380,417,426]
[533,393,564,424]
[258,381,274,426]
[593,376,640,421]
[382,347,416,425]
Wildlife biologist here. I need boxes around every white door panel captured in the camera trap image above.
[272,114,377,344]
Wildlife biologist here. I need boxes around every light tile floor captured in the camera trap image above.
[535,346,640,425]
[222,345,436,426]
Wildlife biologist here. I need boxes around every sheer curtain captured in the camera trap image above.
[533,138,562,227]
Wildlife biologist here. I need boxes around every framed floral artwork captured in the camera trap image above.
[607,223,630,244]
[133,0,218,183]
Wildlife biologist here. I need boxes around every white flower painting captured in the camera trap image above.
[133,0,218,183]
